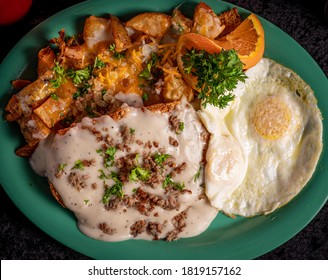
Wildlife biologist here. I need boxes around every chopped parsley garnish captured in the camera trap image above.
[182,48,247,108]
[178,122,184,133]
[57,163,67,172]
[97,146,117,168]
[162,174,173,189]
[73,82,91,100]
[85,105,96,117]
[94,56,106,69]
[162,174,185,191]
[51,62,66,88]
[109,44,125,59]
[139,53,160,79]
[129,166,151,182]
[139,63,152,79]
[102,172,124,204]
[51,93,59,100]
[51,61,92,90]
[72,159,84,170]
[193,166,202,182]
[142,93,149,101]
[98,169,109,180]
[104,146,116,168]
[172,181,185,191]
[153,152,171,167]
[66,66,91,85]
[127,154,151,182]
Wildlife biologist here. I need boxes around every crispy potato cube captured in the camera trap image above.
[170,8,193,37]
[126,12,171,38]
[63,44,93,69]
[110,15,132,52]
[5,78,55,121]
[37,47,56,77]
[17,113,51,146]
[83,15,112,48]
[162,64,194,102]
[34,81,76,128]
[217,8,242,37]
[192,2,225,39]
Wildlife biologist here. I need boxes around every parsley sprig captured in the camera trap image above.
[182,48,247,108]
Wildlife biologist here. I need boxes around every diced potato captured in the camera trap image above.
[37,47,56,77]
[5,78,55,119]
[110,15,132,52]
[17,113,51,146]
[83,15,113,49]
[34,96,72,128]
[126,12,171,38]
[162,65,194,102]
[170,8,193,37]
[34,80,76,128]
[63,44,93,69]
[192,2,225,39]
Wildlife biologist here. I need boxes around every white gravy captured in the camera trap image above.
[30,99,218,241]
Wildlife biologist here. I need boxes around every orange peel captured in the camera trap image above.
[216,13,265,70]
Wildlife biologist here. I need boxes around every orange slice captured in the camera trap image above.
[176,33,222,91]
[215,13,265,70]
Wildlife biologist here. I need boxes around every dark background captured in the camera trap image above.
[0,0,327,260]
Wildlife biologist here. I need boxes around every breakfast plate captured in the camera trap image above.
[0,0,327,259]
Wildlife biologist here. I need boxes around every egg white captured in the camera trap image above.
[201,58,323,217]
[198,104,247,210]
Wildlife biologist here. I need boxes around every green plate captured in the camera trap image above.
[0,0,327,260]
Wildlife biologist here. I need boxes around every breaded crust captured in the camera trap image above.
[109,101,180,120]
[49,180,66,208]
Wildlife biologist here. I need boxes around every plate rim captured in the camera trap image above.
[0,0,327,260]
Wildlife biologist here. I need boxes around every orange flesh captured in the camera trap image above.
[216,14,265,69]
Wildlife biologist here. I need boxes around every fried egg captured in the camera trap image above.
[198,104,247,210]
[200,58,323,217]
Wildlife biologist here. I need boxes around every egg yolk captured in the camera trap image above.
[250,96,291,140]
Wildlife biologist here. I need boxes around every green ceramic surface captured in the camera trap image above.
[0,0,327,260]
